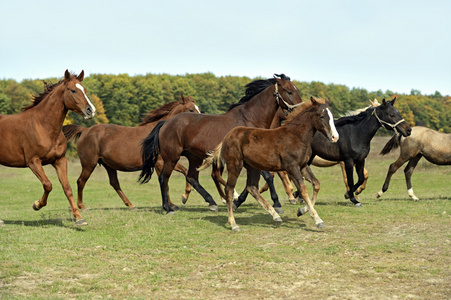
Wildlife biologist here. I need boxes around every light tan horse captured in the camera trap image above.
[377,126,451,200]
[0,70,96,226]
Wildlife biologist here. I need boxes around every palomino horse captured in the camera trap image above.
[377,126,451,201]
[139,74,304,213]
[63,95,201,211]
[0,70,96,226]
[198,97,339,231]
[308,97,411,207]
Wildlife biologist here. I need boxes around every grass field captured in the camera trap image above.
[0,136,450,299]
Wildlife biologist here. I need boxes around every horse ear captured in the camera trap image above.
[180,94,186,103]
[64,69,71,82]
[382,98,387,106]
[390,96,397,106]
[77,70,84,81]
[310,96,317,104]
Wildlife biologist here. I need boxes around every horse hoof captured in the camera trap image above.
[32,202,41,211]
[221,198,227,204]
[274,207,284,214]
[316,222,325,228]
[376,191,383,198]
[297,207,307,217]
[75,219,88,226]
[274,217,283,223]
[129,206,138,211]
[209,205,218,212]
[171,205,180,211]
[288,199,297,205]
[355,203,363,207]
[0,220,4,226]
[344,192,350,199]
[181,195,188,204]
[232,225,241,232]
[166,211,176,215]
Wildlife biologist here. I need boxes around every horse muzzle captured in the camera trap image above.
[83,105,96,120]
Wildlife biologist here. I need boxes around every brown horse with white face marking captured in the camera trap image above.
[199,97,339,231]
[63,95,200,211]
[0,70,96,226]
[377,126,451,201]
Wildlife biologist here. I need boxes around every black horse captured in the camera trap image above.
[234,97,412,209]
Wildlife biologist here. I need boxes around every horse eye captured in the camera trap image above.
[320,116,325,119]
[71,89,76,93]
[189,109,194,112]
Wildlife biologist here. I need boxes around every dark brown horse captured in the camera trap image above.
[0,70,96,226]
[199,97,339,231]
[139,74,304,213]
[63,95,200,211]
[377,126,451,201]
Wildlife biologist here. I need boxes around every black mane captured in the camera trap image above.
[228,74,290,111]
[334,107,374,127]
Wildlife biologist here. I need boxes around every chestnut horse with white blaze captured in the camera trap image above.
[0,70,96,226]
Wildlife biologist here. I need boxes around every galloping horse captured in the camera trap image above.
[198,97,339,231]
[63,95,200,211]
[377,126,451,201]
[308,97,411,207]
[139,74,304,213]
[0,70,96,226]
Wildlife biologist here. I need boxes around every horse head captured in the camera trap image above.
[273,74,303,112]
[311,97,339,143]
[178,94,201,114]
[62,70,96,119]
[373,97,411,137]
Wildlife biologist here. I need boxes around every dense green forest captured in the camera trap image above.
[0,72,449,133]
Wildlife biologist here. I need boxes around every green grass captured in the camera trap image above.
[0,137,450,299]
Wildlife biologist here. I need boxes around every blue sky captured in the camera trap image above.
[1,0,450,95]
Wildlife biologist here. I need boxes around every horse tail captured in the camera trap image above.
[62,124,86,142]
[197,143,224,171]
[380,133,401,155]
[138,120,165,184]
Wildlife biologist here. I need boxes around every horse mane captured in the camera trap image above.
[228,74,291,111]
[22,79,64,111]
[284,102,313,124]
[139,101,181,125]
[334,107,374,127]
[340,105,373,117]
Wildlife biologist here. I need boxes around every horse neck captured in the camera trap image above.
[236,86,279,128]
[351,109,382,144]
[29,86,68,135]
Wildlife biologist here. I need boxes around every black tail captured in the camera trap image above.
[138,120,165,183]
[380,133,401,155]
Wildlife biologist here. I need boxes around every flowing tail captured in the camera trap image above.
[138,120,165,184]
[62,124,86,142]
[380,133,401,155]
[197,143,224,171]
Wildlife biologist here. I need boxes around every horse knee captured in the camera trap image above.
[43,181,52,193]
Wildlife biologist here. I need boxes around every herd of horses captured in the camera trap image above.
[0,70,449,230]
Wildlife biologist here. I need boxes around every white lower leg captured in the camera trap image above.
[408,188,419,201]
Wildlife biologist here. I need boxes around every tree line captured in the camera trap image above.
[1,72,449,133]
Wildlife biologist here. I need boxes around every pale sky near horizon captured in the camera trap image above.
[1,0,450,95]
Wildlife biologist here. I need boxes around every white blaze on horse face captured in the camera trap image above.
[76,83,96,118]
[195,104,201,113]
[326,108,339,142]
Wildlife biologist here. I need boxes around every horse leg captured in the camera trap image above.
[28,158,52,211]
[277,171,296,204]
[340,161,352,199]
[233,187,249,212]
[260,171,283,214]
[343,161,361,207]
[172,160,192,205]
[352,162,366,204]
[301,166,320,205]
[224,161,243,231]
[185,156,218,211]
[75,163,96,211]
[211,165,227,204]
[103,165,136,210]
[155,160,181,210]
[258,172,273,193]
[377,156,409,199]
[404,155,422,201]
[289,167,324,228]
[245,167,282,224]
[52,157,86,225]
[355,168,369,196]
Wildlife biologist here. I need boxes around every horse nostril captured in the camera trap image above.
[86,107,92,114]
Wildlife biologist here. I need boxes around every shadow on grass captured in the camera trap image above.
[1,218,86,231]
